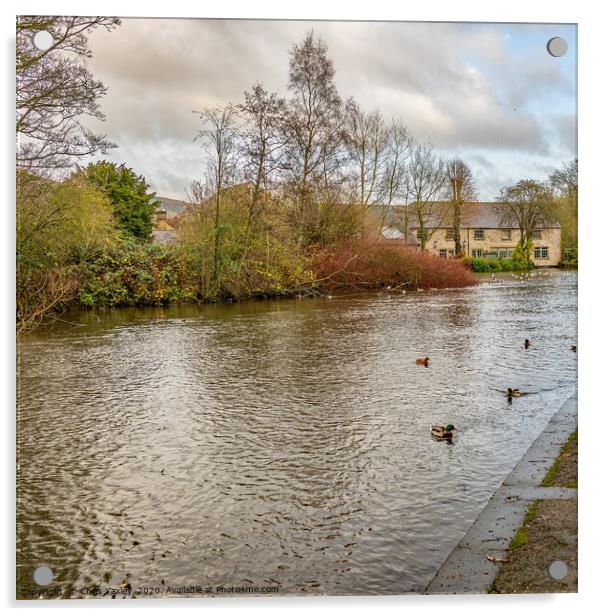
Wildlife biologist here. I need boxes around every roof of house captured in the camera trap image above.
[381,226,420,244]
[384,201,560,229]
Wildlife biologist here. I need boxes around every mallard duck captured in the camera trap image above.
[570,344,577,352]
[430,424,458,440]
[416,357,429,366]
[524,339,530,349]
[507,388,521,398]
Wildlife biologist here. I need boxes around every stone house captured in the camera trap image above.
[152,196,191,245]
[386,202,561,267]
[154,208,168,223]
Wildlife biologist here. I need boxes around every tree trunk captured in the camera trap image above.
[453,201,462,255]
[212,185,221,286]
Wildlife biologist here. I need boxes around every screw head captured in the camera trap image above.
[32,30,54,51]
[32,565,54,586]
[548,560,568,580]
[547,37,568,58]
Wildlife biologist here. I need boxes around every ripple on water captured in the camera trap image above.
[16,271,577,596]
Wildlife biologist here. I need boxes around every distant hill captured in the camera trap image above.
[155,196,191,216]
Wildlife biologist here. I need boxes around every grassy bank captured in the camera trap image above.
[542,430,578,489]
[490,431,577,593]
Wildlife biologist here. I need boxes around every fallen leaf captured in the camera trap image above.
[486,553,509,563]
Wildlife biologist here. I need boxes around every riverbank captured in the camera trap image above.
[490,430,577,593]
[17,237,477,335]
[425,392,577,594]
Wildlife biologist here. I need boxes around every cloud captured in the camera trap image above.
[83,19,576,198]
[551,113,577,153]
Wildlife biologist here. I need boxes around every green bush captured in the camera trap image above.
[559,248,578,269]
[76,239,200,307]
[75,234,313,308]
[78,161,158,240]
[511,240,534,270]
[464,256,528,272]
[465,257,501,272]
[16,171,120,333]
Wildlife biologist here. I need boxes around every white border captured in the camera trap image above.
[4,2,599,614]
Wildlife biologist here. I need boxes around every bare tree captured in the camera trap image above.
[549,159,578,253]
[549,158,578,199]
[345,100,390,207]
[185,179,210,207]
[403,144,448,249]
[16,16,120,170]
[496,179,555,244]
[195,106,239,284]
[381,120,413,230]
[282,31,345,242]
[446,157,477,255]
[237,84,287,261]
[16,268,79,336]
[550,158,578,222]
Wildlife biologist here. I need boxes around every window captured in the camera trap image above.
[445,229,454,240]
[498,249,511,259]
[501,229,512,240]
[416,229,428,242]
[532,230,542,240]
[473,229,484,240]
[472,249,483,258]
[439,249,448,258]
[534,246,549,259]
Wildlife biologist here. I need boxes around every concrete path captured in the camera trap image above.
[425,392,577,594]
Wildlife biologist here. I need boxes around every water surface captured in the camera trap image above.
[17,270,577,596]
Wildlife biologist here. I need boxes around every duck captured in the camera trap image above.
[415,357,429,367]
[524,339,530,349]
[507,388,522,399]
[570,344,577,352]
[430,424,458,440]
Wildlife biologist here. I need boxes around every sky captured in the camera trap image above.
[85,18,577,201]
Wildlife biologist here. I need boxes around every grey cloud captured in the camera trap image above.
[551,113,577,153]
[83,18,575,198]
[467,154,495,170]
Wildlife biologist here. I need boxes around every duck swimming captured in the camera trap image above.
[524,339,530,349]
[430,424,458,440]
[416,357,429,367]
[507,388,522,401]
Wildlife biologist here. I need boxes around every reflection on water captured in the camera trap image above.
[17,271,577,596]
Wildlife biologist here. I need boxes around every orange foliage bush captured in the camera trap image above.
[310,239,477,292]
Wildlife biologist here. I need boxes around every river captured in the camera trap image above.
[16,270,577,597]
